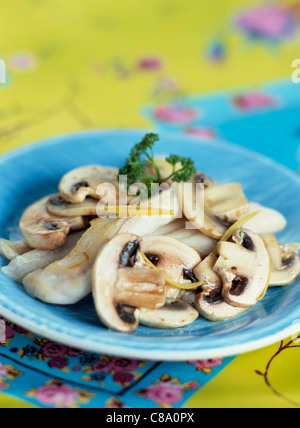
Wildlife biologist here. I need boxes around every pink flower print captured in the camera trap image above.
[41,342,69,358]
[35,384,80,408]
[188,358,223,374]
[233,92,277,111]
[154,106,198,125]
[5,324,16,340]
[142,382,183,405]
[113,372,133,384]
[187,381,200,389]
[48,357,69,370]
[92,359,114,373]
[237,5,296,40]
[185,127,216,140]
[138,57,163,71]
[109,357,139,372]
[67,348,86,357]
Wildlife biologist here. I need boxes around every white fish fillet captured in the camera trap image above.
[244,202,287,235]
[150,218,216,257]
[1,232,83,283]
[23,210,176,305]
[0,239,31,261]
[166,228,217,257]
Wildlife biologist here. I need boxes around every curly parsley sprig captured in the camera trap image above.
[119,133,196,194]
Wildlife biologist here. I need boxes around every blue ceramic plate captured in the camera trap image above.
[1,129,300,361]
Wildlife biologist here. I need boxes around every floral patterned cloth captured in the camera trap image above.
[0,316,232,408]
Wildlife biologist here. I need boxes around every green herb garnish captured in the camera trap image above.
[119,133,196,194]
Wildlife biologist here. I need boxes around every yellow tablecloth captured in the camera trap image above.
[1,0,300,408]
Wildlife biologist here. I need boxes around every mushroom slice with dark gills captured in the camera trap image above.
[47,195,98,217]
[93,233,166,333]
[0,239,31,261]
[1,231,83,283]
[19,195,87,251]
[262,234,300,286]
[195,289,248,322]
[214,228,271,308]
[59,166,119,204]
[136,235,201,299]
[193,254,247,321]
[136,299,199,329]
[193,253,222,292]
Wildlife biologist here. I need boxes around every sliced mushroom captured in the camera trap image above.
[59,165,119,204]
[205,183,249,224]
[193,254,247,321]
[93,233,166,332]
[136,299,199,329]
[1,231,83,283]
[47,195,98,217]
[262,234,300,286]
[193,171,215,188]
[136,235,201,299]
[214,228,271,308]
[195,289,247,322]
[176,289,197,305]
[193,253,222,292]
[0,239,31,261]
[242,202,287,235]
[177,180,249,240]
[19,195,87,251]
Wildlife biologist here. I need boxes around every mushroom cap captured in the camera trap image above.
[214,228,271,308]
[138,235,201,298]
[93,233,166,333]
[262,234,300,286]
[47,195,98,217]
[59,165,119,204]
[136,299,199,329]
[19,195,87,251]
[195,290,247,322]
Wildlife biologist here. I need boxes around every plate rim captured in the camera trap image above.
[1,128,300,361]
